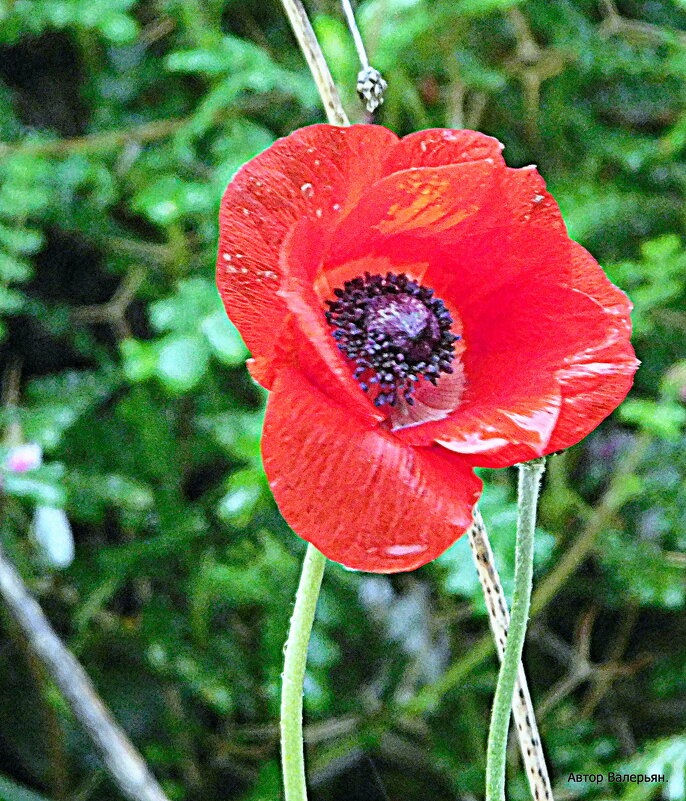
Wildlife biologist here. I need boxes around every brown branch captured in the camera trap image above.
[598,0,686,45]
[72,265,146,340]
[0,117,188,158]
[404,433,651,717]
[530,602,651,723]
[279,0,349,125]
[469,510,553,801]
[0,547,171,801]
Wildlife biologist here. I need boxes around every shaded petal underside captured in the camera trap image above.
[277,218,382,424]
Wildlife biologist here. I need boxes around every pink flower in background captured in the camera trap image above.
[5,443,43,473]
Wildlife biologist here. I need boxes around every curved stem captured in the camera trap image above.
[281,544,327,801]
[275,4,341,799]
[0,545,170,801]
[486,458,546,801]
[341,0,370,69]
[469,509,553,801]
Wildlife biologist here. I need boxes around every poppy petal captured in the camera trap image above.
[545,243,639,453]
[397,257,636,465]
[217,124,398,386]
[323,160,503,277]
[262,368,483,573]
[277,218,383,424]
[387,128,505,171]
[414,384,563,467]
[422,166,568,308]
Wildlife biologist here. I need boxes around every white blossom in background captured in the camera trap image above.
[33,506,75,569]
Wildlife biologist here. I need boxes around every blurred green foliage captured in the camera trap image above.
[0,1,685,800]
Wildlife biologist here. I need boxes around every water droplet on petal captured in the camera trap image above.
[300,182,314,197]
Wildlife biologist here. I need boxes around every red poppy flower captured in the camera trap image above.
[216,125,638,573]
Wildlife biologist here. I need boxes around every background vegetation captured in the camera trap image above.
[0,1,685,799]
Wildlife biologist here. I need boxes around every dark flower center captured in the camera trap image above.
[325,272,459,407]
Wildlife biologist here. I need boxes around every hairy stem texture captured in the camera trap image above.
[281,544,327,801]
[486,458,546,801]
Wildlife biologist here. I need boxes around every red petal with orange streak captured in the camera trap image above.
[323,160,503,277]
[262,369,482,573]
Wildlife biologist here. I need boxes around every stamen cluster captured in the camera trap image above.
[325,272,458,407]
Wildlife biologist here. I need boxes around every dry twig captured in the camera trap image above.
[469,510,553,801]
[0,549,170,801]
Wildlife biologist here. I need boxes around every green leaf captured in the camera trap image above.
[606,235,686,336]
[0,286,24,313]
[98,12,139,44]
[120,339,159,383]
[201,311,247,365]
[0,252,32,283]
[620,399,686,440]
[149,278,218,334]
[149,279,247,370]
[156,335,210,393]
[211,120,275,179]
[217,468,265,527]
[165,48,231,74]
[0,224,43,255]
[0,774,53,801]
[197,410,264,464]
[132,176,214,226]
[65,470,154,524]
[313,15,358,89]
[22,370,118,449]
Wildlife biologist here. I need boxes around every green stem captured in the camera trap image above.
[281,544,327,801]
[485,457,546,801]
[275,3,342,799]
